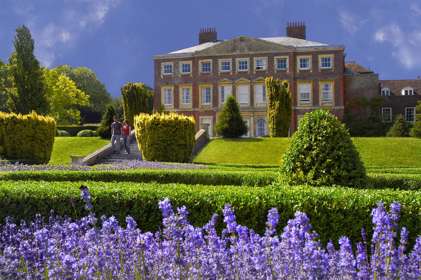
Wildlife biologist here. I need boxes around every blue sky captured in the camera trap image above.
[1,0,421,97]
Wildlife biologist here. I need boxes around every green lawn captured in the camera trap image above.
[49,137,109,165]
[194,137,421,169]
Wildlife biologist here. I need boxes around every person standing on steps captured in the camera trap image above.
[122,120,131,154]
[111,116,123,153]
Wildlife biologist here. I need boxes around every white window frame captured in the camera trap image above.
[381,87,391,96]
[200,85,213,106]
[243,118,251,137]
[219,59,232,73]
[161,62,173,76]
[254,83,266,106]
[319,81,334,106]
[236,83,250,106]
[256,118,267,137]
[297,81,312,106]
[179,85,192,107]
[401,87,415,96]
[319,55,333,70]
[274,56,288,71]
[297,56,311,71]
[219,84,232,106]
[254,57,267,71]
[179,61,192,75]
[161,86,174,107]
[200,60,212,74]
[200,116,213,137]
[236,58,249,72]
[404,107,416,123]
[381,107,392,123]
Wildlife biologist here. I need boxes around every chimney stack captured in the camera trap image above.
[286,21,306,40]
[199,27,217,44]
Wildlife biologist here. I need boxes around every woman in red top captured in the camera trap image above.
[122,120,131,154]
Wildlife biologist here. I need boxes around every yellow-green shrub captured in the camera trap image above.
[0,112,56,164]
[134,113,195,162]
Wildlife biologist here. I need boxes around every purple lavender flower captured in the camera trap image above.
[79,185,93,211]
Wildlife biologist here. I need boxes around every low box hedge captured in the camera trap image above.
[0,180,419,246]
[56,124,100,136]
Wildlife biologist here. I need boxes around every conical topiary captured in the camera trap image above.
[281,109,366,186]
[216,96,247,138]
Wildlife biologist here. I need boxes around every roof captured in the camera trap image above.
[380,79,421,96]
[345,62,373,74]
[156,35,342,58]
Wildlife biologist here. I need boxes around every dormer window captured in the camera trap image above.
[381,87,390,96]
[401,87,414,96]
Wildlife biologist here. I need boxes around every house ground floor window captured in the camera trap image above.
[200,117,213,137]
[404,107,415,123]
[381,107,392,123]
[243,118,251,137]
[256,118,267,136]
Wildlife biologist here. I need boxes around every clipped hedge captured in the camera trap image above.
[56,129,70,137]
[56,124,100,136]
[0,112,56,164]
[0,180,419,246]
[76,129,97,137]
[135,113,195,162]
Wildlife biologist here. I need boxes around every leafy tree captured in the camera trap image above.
[0,60,12,112]
[55,65,112,114]
[410,101,421,138]
[386,115,411,137]
[97,105,116,139]
[265,77,292,137]
[216,95,247,138]
[282,110,366,186]
[11,25,48,114]
[44,69,89,124]
[121,82,153,126]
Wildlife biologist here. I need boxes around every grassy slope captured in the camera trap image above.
[49,137,109,165]
[194,137,421,168]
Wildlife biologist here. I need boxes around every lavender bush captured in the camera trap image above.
[0,187,419,279]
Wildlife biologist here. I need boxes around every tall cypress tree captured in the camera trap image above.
[216,95,247,138]
[265,77,292,137]
[12,25,48,114]
[121,82,153,126]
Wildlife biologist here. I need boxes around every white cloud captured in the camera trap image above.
[338,11,366,35]
[374,24,421,69]
[410,3,421,16]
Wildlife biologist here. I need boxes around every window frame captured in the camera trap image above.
[199,85,213,106]
[319,54,334,70]
[297,55,312,71]
[297,81,312,106]
[236,83,250,106]
[401,87,415,96]
[199,116,213,137]
[381,107,392,123]
[381,87,391,96]
[243,118,251,137]
[319,80,334,106]
[179,85,192,107]
[254,83,266,106]
[219,59,232,73]
[199,59,213,74]
[179,61,192,75]
[274,56,289,71]
[219,83,232,106]
[161,86,174,107]
[236,58,250,72]
[404,107,416,123]
[161,62,174,76]
[256,118,267,137]
[254,57,267,71]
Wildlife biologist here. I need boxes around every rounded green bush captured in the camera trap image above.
[281,109,366,186]
[57,129,70,137]
[77,129,97,137]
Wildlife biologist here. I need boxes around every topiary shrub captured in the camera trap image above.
[265,77,292,137]
[56,129,70,137]
[410,101,421,138]
[387,115,411,137]
[76,129,97,137]
[281,109,366,187]
[134,113,195,162]
[121,82,153,126]
[97,105,115,139]
[0,111,56,164]
[215,96,247,138]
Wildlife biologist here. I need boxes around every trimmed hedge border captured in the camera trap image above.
[56,125,100,136]
[0,180,419,246]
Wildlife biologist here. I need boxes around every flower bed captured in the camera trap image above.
[0,187,419,279]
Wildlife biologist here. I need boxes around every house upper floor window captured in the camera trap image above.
[219,59,231,73]
[219,84,232,105]
[200,86,212,105]
[320,81,333,105]
[381,87,391,96]
[401,87,415,96]
[180,87,192,105]
[161,62,173,75]
[180,62,192,74]
[381,107,392,122]
[405,107,416,122]
[298,82,312,105]
[275,56,288,71]
[236,84,250,105]
[237,58,249,72]
[200,60,212,73]
[254,84,266,105]
[319,55,333,69]
[254,57,267,71]
[297,56,311,71]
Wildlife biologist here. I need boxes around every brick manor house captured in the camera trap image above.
[153,23,421,137]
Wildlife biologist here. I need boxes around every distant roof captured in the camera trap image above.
[260,37,328,47]
[169,41,221,54]
[345,62,373,74]
[380,79,421,96]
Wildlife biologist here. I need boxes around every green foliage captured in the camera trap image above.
[121,82,153,126]
[56,124,100,136]
[54,65,112,114]
[410,101,421,138]
[343,96,389,136]
[76,129,97,137]
[134,113,195,162]
[0,180,418,246]
[216,96,247,138]
[11,26,48,115]
[282,110,366,186]
[56,130,70,137]
[97,105,116,139]
[44,69,89,124]
[0,112,56,163]
[0,60,13,112]
[387,115,411,137]
[265,78,292,136]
